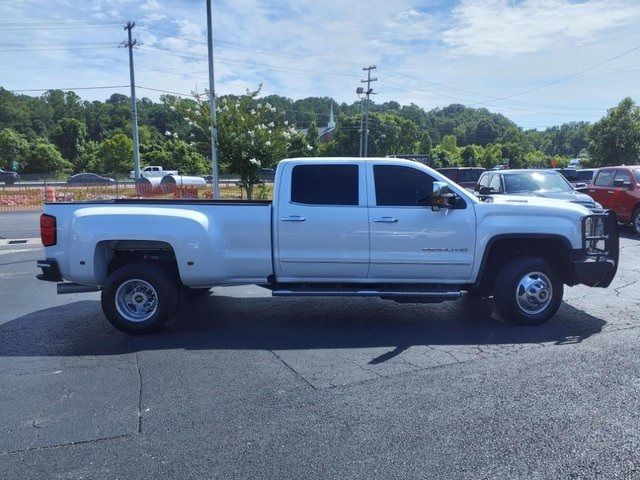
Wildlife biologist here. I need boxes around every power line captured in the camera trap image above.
[8,85,130,92]
[471,45,640,107]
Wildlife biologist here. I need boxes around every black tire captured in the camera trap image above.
[632,207,640,236]
[101,262,179,334]
[493,257,563,326]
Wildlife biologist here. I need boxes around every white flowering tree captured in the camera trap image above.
[169,86,311,199]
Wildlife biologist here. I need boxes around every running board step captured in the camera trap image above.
[272,288,461,300]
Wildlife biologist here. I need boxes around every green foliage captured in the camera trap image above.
[96,134,133,174]
[23,141,71,174]
[0,86,636,177]
[305,121,319,156]
[0,128,29,170]
[170,86,311,198]
[50,117,86,161]
[588,97,640,166]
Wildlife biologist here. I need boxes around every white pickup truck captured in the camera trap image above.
[129,165,179,180]
[38,158,619,334]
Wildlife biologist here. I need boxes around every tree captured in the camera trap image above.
[50,117,86,161]
[23,141,72,174]
[0,128,29,170]
[370,113,420,156]
[588,97,640,166]
[461,144,483,166]
[169,86,310,198]
[440,135,459,154]
[97,134,133,174]
[305,121,319,156]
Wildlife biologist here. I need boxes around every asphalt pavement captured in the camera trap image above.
[0,223,639,479]
[0,212,41,240]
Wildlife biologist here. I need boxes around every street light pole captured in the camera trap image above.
[206,0,220,198]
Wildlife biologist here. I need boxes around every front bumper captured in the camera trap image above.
[570,211,619,288]
[36,258,63,282]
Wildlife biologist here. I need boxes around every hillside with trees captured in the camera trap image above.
[0,86,636,188]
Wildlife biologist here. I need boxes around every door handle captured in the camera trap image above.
[281,215,306,222]
[373,217,398,223]
[607,191,614,194]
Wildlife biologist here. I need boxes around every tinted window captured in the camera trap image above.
[437,169,457,181]
[374,165,434,206]
[632,168,640,183]
[576,170,595,182]
[594,170,615,187]
[291,164,358,205]
[458,169,483,183]
[558,169,578,182]
[614,170,632,185]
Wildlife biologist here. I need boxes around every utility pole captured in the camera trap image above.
[122,21,141,180]
[206,0,220,198]
[358,97,364,157]
[360,65,377,157]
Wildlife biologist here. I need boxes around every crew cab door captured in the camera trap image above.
[367,163,475,282]
[275,162,369,280]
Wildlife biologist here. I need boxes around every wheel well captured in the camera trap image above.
[476,237,573,292]
[95,240,179,284]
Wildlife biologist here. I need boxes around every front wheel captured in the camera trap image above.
[101,262,179,334]
[632,208,640,235]
[493,257,563,326]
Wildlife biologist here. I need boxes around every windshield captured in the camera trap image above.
[503,172,573,194]
[632,168,640,183]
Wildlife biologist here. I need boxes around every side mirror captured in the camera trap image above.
[478,186,493,195]
[575,182,588,191]
[432,181,453,211]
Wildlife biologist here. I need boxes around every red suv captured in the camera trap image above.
[586,166,640,234]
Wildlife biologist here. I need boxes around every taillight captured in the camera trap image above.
[40,214,57,247]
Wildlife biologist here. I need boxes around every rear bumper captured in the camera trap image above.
[36,258,63,282]
[570,211,619,288]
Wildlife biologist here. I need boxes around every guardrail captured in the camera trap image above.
[0,176,271,212]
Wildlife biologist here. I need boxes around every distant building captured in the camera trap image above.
[300,104,336,143]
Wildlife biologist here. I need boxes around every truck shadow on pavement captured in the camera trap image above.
[0,295,607,359]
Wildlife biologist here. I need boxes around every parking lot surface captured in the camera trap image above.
[1,221,639,479]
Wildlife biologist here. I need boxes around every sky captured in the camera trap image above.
[2,0,640,130]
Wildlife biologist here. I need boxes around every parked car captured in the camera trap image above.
[0,168,20,185]
[37,157,618,334]
[555,168,597,190]
[585,166,640,234]
[129,165,178,180]
[474,169,601,208]
[437,167,485,189]
[67,173,116,185]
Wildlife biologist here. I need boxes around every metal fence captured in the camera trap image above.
[0,175,272,212]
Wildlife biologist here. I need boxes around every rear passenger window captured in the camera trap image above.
[374,165,435,206]
[458,170,482,183]
[614,170,632,185]
[594,170,615,187]
[291,164,359,205]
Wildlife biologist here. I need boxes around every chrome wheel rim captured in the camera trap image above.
[515,271,553,315]
[115,279,158,323]
[634,213,640,233]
